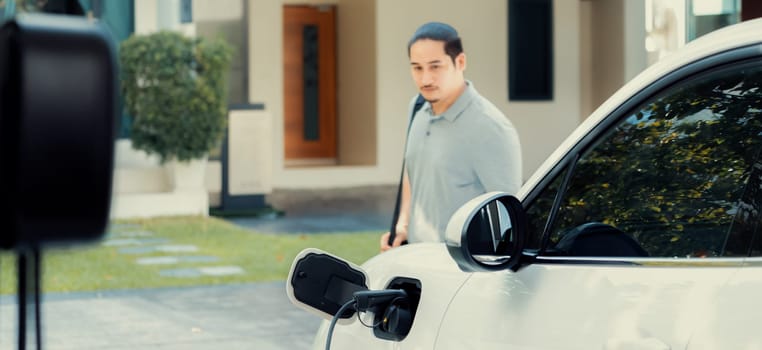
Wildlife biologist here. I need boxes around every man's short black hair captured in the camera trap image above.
[407,22,463,63]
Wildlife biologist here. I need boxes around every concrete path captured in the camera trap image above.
[0,186,398,349]
[0,282,323,350]
[229,186,396,234]
[228,211,390,234]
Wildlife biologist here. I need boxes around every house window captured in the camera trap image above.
[508,0,553,101]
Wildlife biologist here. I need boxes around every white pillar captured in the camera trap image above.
[157,0,180,30]
[624,0,648,81]
[134,0,158,34]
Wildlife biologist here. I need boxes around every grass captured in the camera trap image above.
[0,216,380,295]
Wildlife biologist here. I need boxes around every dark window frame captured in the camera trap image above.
[508,0,553,101]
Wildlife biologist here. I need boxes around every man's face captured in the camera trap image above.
[409,39,466,105]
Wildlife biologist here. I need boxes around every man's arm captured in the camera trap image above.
[381,169,411,251]
[397,170,411,236]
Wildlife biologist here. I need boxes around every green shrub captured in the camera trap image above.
[120,31,233,162]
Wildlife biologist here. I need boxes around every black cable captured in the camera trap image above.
[356,310,382,328]
[357,294,409,329]
[325,300,356,350]
[388,94,425,246]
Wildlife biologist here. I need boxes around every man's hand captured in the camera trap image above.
[380,225,408,252]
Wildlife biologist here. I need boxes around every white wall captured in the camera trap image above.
[193,0,243,21]
[624,0,648,81]
[580,0,594,119]
[337,0,377,166]
[584,0,648,119]
[133,0,157,34]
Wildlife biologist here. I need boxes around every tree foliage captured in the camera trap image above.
[537,62,762,258]
[120,31,233,162]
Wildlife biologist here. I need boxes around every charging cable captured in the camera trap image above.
[325,299,356,350]
[325,289,408,350]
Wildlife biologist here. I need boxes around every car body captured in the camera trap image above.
[289,17,762,349]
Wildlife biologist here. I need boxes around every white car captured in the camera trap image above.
[288,17,762,350]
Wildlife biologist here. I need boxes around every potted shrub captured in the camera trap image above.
[120,30,233,191]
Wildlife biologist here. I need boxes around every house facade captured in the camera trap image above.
[4,0,754,217]
[120,0,762,217]
[192,0,643,192]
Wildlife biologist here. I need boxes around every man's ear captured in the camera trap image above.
[457,52,467,71]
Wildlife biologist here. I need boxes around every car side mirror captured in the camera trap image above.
[286,248,369,321]
[445,192,527,272]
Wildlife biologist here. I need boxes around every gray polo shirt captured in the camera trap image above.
[404,81,522,243]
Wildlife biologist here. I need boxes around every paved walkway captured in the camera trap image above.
[0,283,323,350]
[0,186,397,349]
[228,210,390,234]
[228,186,396,234]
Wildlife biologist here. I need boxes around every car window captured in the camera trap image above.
[744,155,762,257]
[524,167,569,250]
[545,60,762,258]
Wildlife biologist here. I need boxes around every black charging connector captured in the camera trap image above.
[353,289,407,312]
[325,289,410,350]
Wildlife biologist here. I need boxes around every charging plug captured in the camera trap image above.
[353,289,407,312]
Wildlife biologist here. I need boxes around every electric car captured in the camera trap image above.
[288,17,762,350]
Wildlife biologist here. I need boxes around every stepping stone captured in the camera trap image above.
[199,266,245,276]
[103,238,168,247]
[179,256,220,263]
[156,245,198,253]
[158,265,244,278]
[104,238,140,246]
[136,256,179,265]
[113,230,154,238]
[118,246,157,254]
[109,224,141,231]
[159,268,202,278]
[136,255,220,265]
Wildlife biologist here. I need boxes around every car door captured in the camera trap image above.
[436,49,762,349]
[684,155,762,349]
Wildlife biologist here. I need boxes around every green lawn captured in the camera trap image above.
[0,216,380,294]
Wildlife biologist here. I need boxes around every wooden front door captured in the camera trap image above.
[283,5,337,164]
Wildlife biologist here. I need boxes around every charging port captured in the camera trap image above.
[373,277,422,341]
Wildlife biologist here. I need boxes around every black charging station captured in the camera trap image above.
[0,13,117,349]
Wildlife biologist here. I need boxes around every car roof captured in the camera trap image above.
[519,17,762,200]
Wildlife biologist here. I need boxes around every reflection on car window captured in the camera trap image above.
[548,60,762,258]
[524,168,568,250]
[742,156,762,257]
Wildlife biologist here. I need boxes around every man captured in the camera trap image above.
[380,22,522,251]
